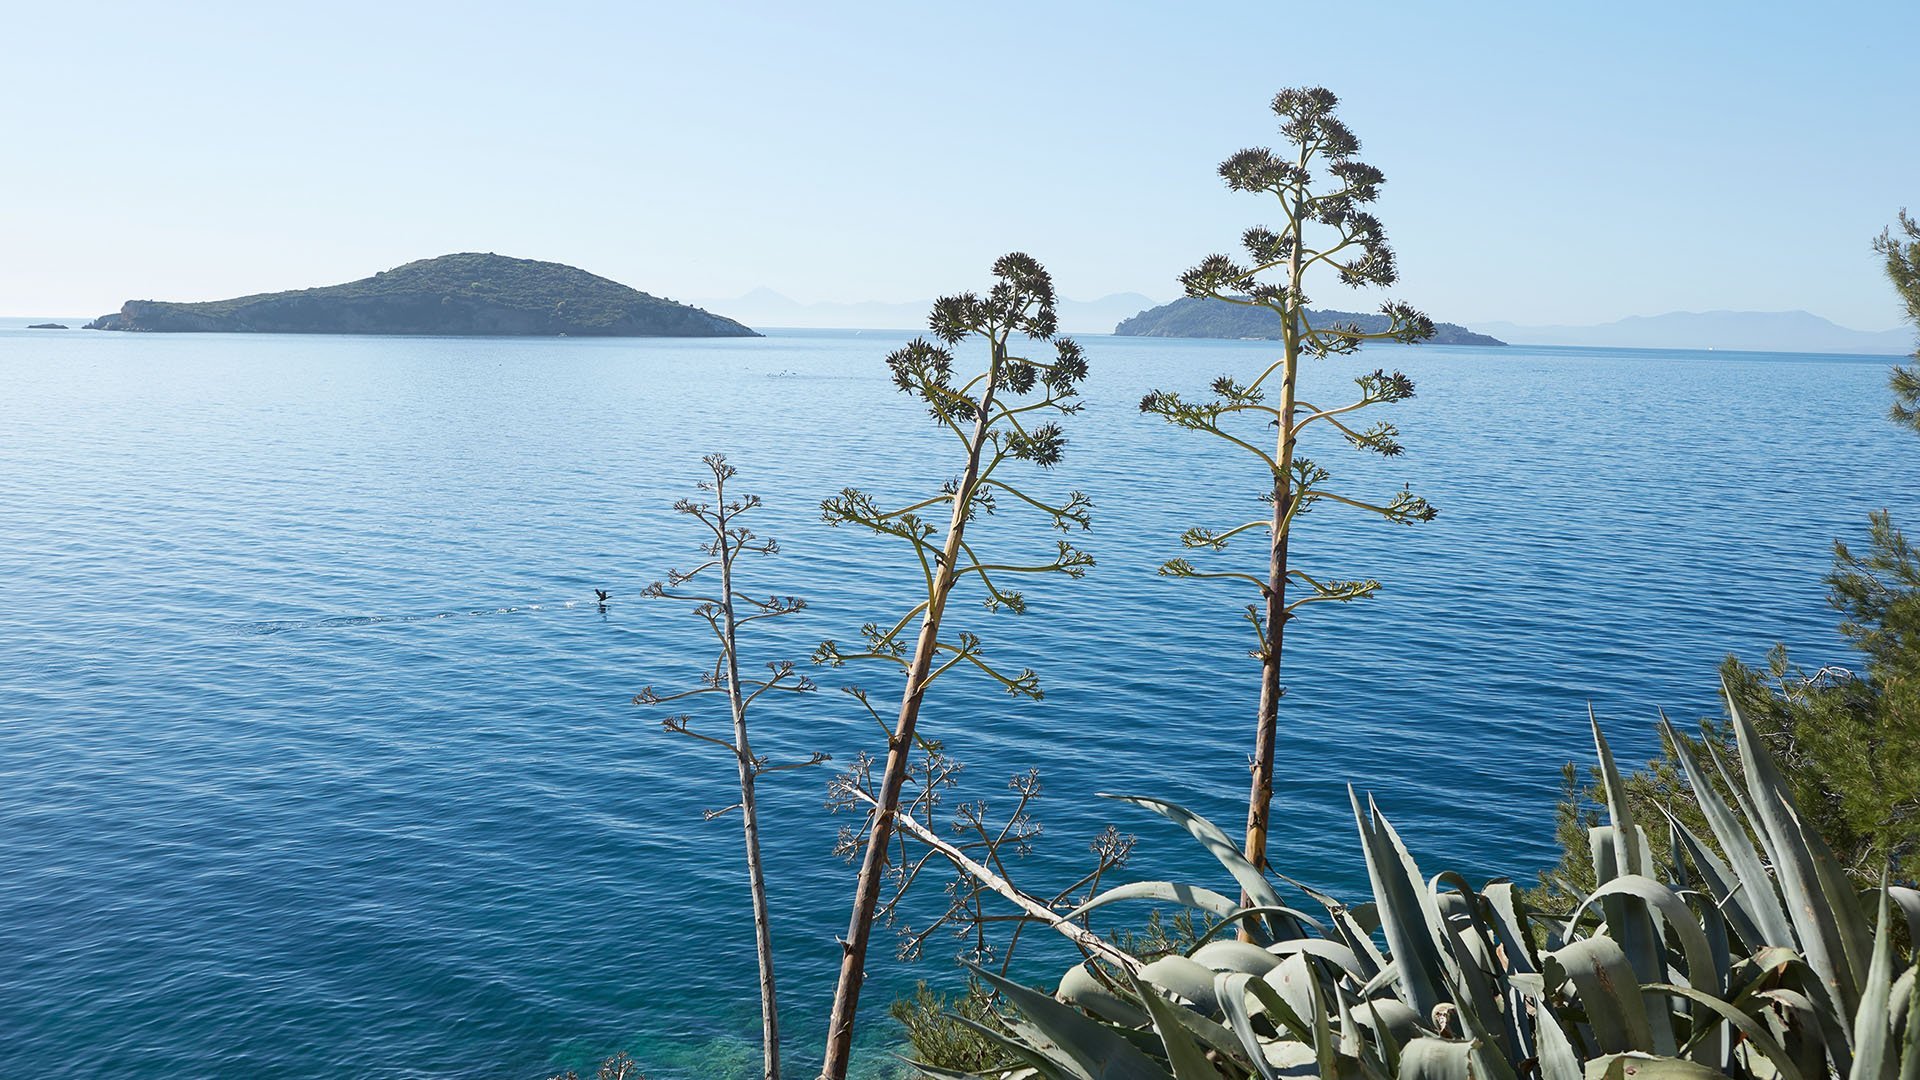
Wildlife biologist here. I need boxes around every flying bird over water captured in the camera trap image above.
[594,589,610,603]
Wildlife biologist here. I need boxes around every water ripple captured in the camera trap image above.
[1,328,1915,1078]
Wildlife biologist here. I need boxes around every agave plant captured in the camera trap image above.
[905,680,1920,1080]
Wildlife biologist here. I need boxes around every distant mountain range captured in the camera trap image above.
[1477,310,1913,355]
[86,253,758,338]
[1114,297,1504,345]
[690,288,1164,334]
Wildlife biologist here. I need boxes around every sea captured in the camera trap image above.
[2,321,1915,1078]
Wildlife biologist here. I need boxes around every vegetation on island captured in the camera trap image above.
[1116,296,1504,346]
[537,99,1918,1080]
[83,252,759,337]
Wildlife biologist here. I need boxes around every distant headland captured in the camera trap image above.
[1115,296,1505,346]
[84,253,759,338]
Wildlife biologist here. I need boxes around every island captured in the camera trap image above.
[83,253,759,338]
[26,323,69,330]
[1114,297,1504,346]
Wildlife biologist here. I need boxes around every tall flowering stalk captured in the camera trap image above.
[813,253,1091,1079]
[632,455,825,1080]
[1140,88,1437,893]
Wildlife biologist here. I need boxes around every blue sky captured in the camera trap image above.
[3,1,1916,329]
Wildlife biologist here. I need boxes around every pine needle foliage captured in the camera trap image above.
[1139,87,1437,888]
[1876,209,1920,432]
[889,981,1015,1076]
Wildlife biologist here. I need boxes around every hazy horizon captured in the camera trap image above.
[4,2,1917,331]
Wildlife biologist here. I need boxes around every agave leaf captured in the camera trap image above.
[1368,996,1407,1077]
[1547,936,1656,1054]
[1188,906,1330,950]
[1304,945,1340,1080]
[1131,975,1227,1079]
[1431,869,1525,1055]
[1328,911,1390,975]
[1893,967,1917,1037]
[1589,718,1672,1019]
[1334,981,1364,1060]
[1141,956,1226,1016]
[1067,881,1246,928]
[1692,889,1733,1066]
[1123,961,1246,1062]
[1847,879,1896,1080]
[1481,882,1541,975]
[1643,982,1806,1080]
[1588,826,1622,887]
[1584,1052,1725,1080]
[1889,887,1920,950]
[1901,974,1919,1080]
[1430,872,1506,972]
[1266,937,1368,981]
[1190,939,1283,976]
[1214,971,1284,1080]
[1061,962,1152,1028]
[1536,1009,1584,1080]
[1664,813,1767,953]
[1591,712,1648,877]
[951,1016,1080,1080]
[1725,683,1868,1022]
[1230,967,1318,1045]
[971,964,1169,1080]
[1567,875,1719,997]
[1261,953,1322,1036]
[1761,987,1840,1080]
[1663,714,1796,949]
[1350,788,1449,1019]
[1396,1037,1476,1080]
[1105,795,1285,917]
[1362,962,1404,998]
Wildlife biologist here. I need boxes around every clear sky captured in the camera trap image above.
[3,1,1916,328]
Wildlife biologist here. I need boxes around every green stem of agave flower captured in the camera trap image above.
[819,338,1004,1080]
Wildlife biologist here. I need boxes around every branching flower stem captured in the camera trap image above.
[633,456,823,1080]
[822,343,999,1070]
[1140,88,1438,910]
[816,254,1091,1080]
[845,786,1139,973]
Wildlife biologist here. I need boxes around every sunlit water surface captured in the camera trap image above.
[2,325,1914,1077]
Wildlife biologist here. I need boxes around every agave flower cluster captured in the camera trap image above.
[914,682,1919,1080]
[817,252,1094,691]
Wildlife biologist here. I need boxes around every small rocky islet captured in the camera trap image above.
[1114,295,1504,345]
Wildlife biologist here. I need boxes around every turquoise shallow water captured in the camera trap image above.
[2,325,1915,1077]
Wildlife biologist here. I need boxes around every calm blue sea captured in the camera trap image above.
[2,324,1915,1078]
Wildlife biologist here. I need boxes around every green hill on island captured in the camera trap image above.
[84,253,759,338]
[1115,296,1503,345]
